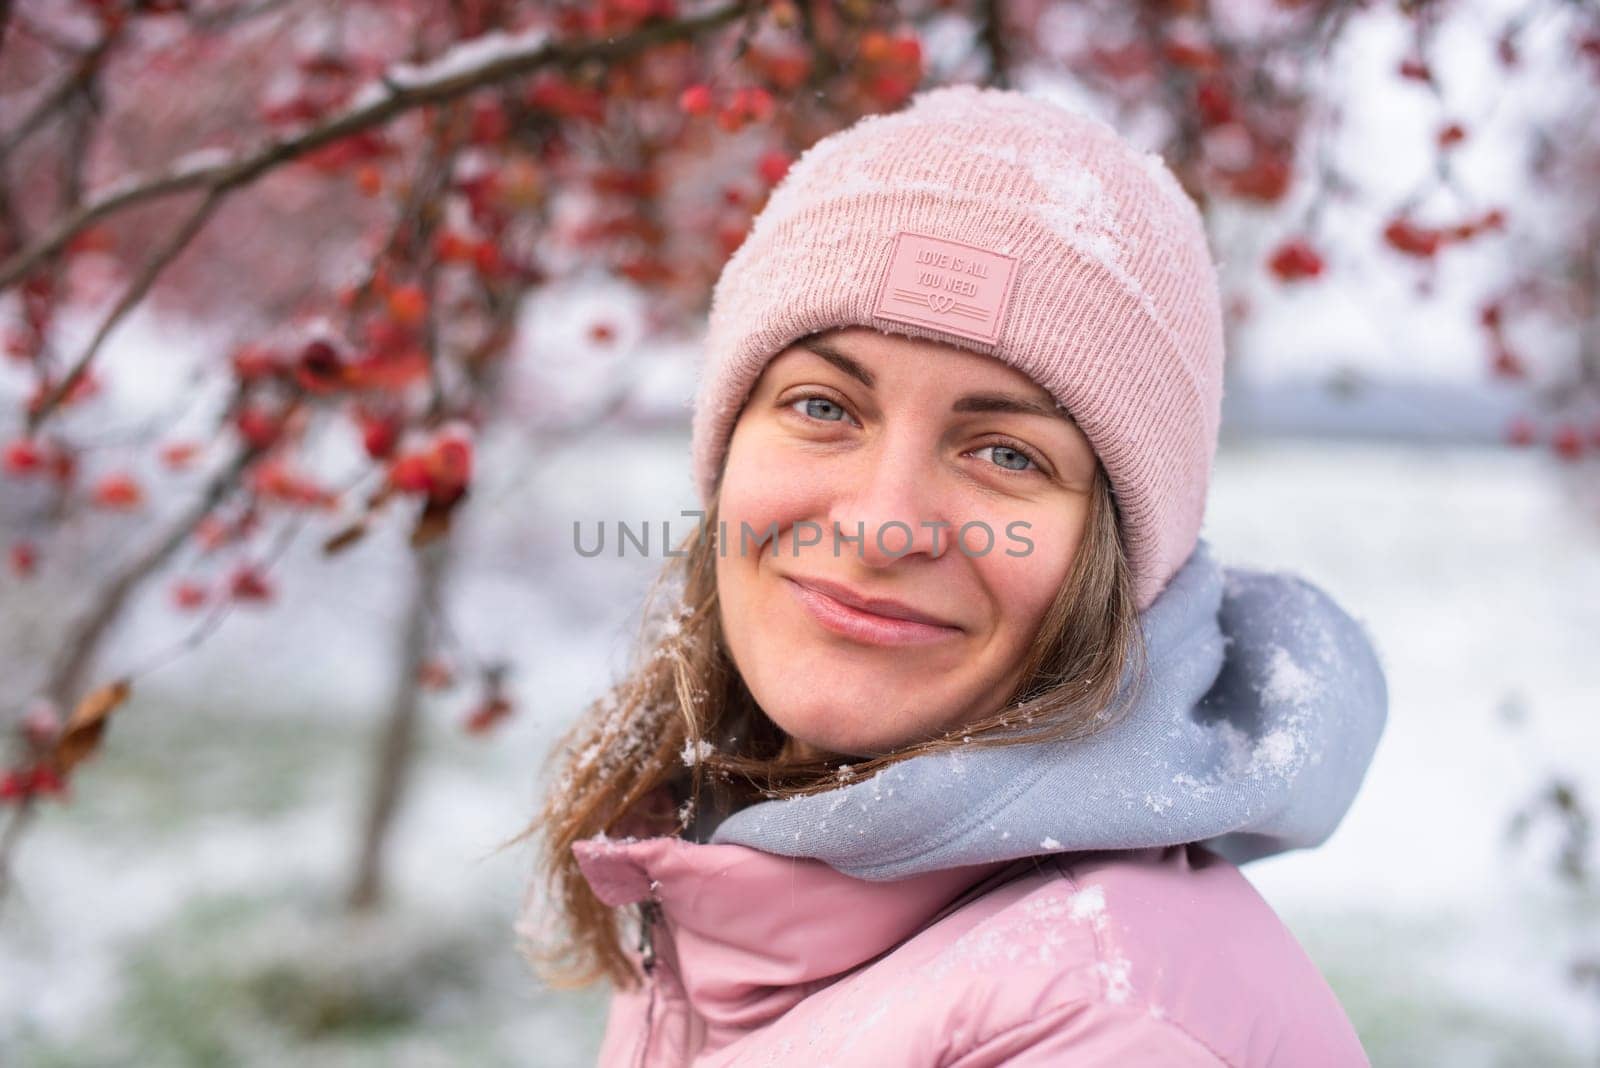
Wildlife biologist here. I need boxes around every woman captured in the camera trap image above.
[515,85,1388,1066]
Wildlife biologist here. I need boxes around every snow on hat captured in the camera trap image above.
[691,84,1226,612]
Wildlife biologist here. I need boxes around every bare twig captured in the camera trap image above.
[0,34,114,162]
[796,0,839,92]
[977,0,1012,89]
[188,0,300,35]
[42,442,260,710]
[28,186,225,433]
[0,795,37,910]
[404,103,461,421]
[127,456,369,684]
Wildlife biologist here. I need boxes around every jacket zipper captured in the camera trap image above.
[633,899,664,1068]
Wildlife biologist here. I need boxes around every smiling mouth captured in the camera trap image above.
[783,576,964,648]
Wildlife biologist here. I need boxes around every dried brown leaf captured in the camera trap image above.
[55,677,131,774]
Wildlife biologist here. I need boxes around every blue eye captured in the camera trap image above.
[792,395,847,422]
[974,444,1037,472]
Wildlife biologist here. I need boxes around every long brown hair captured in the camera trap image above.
[507,460,1147,991]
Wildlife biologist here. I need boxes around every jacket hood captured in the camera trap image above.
[703,536,1389,880]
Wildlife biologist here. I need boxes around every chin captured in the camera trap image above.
[732,622,983,758]
[767,695,944,760]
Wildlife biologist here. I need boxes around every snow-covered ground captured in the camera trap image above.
[1208,438,1600,1064]
[2,429,1597,1066]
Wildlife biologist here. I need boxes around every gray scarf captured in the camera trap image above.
[706,537,1388,879]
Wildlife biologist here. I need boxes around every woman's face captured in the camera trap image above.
[715,326,1099,758]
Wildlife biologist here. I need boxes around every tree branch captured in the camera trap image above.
[0,1,754,292]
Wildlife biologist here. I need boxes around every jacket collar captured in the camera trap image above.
[572,831,1014,1044]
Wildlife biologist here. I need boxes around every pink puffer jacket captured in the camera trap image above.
[572,833,1369,1066]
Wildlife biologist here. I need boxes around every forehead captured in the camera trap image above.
[795,326,1059,400]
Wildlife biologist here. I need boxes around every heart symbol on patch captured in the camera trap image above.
[927,293,955,314]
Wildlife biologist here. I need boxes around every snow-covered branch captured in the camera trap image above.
[0,1,754,295]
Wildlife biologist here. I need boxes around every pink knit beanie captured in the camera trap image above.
[691,84,1226,613]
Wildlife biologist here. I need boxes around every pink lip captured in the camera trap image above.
[784,575,964,647]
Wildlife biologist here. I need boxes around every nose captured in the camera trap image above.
[826,429,954,568]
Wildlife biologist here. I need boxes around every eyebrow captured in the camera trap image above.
[797,336,1070,421]
[799,338,876,389]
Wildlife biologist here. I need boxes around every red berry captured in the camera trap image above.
[469,100,509,143]
[387,284,428,326]
[740,87,775,123]
[91,472,144,510]
[1398,57,1432,82]
[228,565,273,603]
[4,326,40,362]
[1383,218,1442,258]
[296,337,344,391]
[1267,237,1325,282]
[472,240,503,276]
[463,696,513,734]
[864,72,915,107]
[358,413,401,460]
[9,540,38,578]
[1195,79,1233,126]
[757,150,791,186]
[1163,39,1222,73]
[678,83,714,116]
[860,31,891,64]
[355,165,383,197]
[194,515,231,551]
[231,343,283,382]
[388,452,433,494]
[436,231,474,263]
[172,579,208,610]
[3,438,44,476]
[48,448,77,484]
[1490,344,1524,379]
[1552,424,1584,461]
[890,36,922,68]
[160,440,204,469]
[1228,151,1292,202]
[418,659,455,690]
[1504,416,1537,447]
[235,406,283,449]
[30,763,66,798]
[427,428,474,498]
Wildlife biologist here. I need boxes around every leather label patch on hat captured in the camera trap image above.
[871,230,1020,345]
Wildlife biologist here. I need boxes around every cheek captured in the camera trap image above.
[716,422,833,533]
[966,501,1086,641]
[713,422,829,669]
